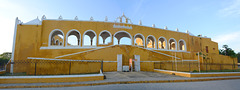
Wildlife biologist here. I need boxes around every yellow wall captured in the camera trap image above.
[11,20,237,74]
[14,20,219,61]
[21,60,101,75]
[154,61,199,72]
[141,62,154,71]
[103,62,117,72]
[14,25,41,60]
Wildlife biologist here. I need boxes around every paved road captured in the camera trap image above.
[3,79,240,90]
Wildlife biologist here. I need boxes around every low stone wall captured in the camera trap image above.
[154,61,238,72]
[0,74,104,84]
[154,69,240,77]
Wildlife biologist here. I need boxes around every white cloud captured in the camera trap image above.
[219,0,240,17]
[212,31,240,52]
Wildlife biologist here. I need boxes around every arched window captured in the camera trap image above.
[114,31,132,45]
[83,30,97,46]
[169,38,177,50]
[66,29,81,46]
[49,29,64,46]
[179,39,186,51]
[158,37,167,49]
[146,35,156,49]
[134,33,145,47]
[99,30,112,45]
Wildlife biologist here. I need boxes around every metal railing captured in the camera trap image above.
[8,60,104,75]
[154,62,238,72]
[0,65,5,71]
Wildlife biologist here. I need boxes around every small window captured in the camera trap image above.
[213,48,215,50]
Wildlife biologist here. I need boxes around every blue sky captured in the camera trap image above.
[0,0,240,54]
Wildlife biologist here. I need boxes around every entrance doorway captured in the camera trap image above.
[117,54,141,72]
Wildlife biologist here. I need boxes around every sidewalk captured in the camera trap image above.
[0,71,240,88]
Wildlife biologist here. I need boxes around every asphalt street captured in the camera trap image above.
[3,79,240,90]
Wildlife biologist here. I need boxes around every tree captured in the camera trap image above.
[219,45,237,58]
[0,52,11,66]
[0,52,11,60]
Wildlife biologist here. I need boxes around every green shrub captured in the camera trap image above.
[193,70,198,72]
[0,58,9,66]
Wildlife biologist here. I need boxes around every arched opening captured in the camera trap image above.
[55,40,59,45]
[158,37,167,49]
[146,35,156,48]
[66,30,81,46]
[83,30,97,46]
[179,40,186,51]
[99,30,112,45]
[114,31,132,45]
[51,38,55,44]
[169,38,177,50]
[49,29,64,46]
[134,34,145,47]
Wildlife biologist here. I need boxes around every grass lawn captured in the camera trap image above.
[0,72,27,76]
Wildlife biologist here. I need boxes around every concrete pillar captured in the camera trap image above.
[118,39,120,45]
[117,54,122,71]
[91,39,93,46]
[78,39,80,46]
[10,17,19,74]
[134,55,140,72]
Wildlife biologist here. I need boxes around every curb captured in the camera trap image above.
[0,77,240,89]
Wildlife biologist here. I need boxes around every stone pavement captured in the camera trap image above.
[0,71,240,88]
[103,71,189,81]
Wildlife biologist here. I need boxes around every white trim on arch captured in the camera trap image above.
[168,38,177,50]
[65,29,81,47]
[82,30,97,46]
[134,33,145,47]
[48,29,64,47]
[158,36,168,50]
[98,30,112,45]
[178,39,187,51]
[113,30,132,45]
[146,35,157,49]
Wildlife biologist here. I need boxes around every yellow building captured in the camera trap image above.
[8,14,238,75]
